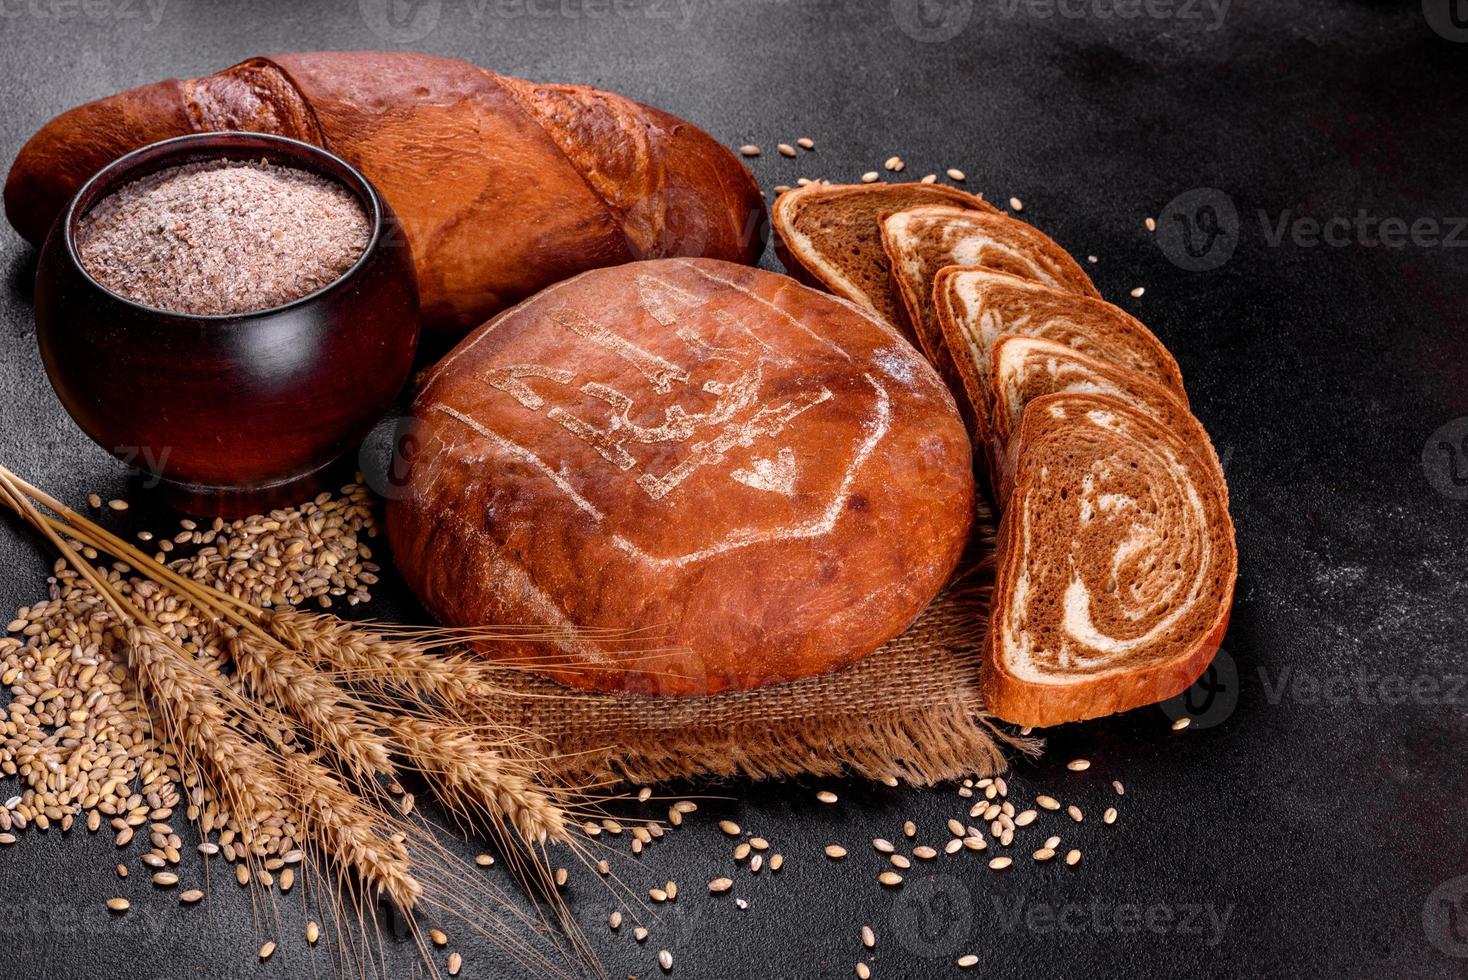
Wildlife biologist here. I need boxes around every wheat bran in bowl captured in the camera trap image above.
[74,158,371,316]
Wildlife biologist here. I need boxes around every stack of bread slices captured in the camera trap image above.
[774,183,1238,728]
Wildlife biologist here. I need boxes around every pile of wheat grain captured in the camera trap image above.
[0,485,379,865]
[0,477,599,979]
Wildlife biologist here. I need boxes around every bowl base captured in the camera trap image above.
[156,466,335,519]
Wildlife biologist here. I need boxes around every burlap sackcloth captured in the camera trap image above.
[484,499,1038,788]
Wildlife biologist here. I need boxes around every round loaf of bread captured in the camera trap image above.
[386,258,974,696]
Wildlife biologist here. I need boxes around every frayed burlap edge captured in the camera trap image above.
[483,498,1036,787]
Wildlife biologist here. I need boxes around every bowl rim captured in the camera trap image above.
[62,131,390,324]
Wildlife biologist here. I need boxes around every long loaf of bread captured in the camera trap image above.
[4,52,766,340]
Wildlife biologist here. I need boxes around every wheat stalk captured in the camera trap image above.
[0,463,627,980]
[224,625,397,785]
[124,623,289,860]
[385,715,567,845]
[267,609,505,706]
[0,476,284,854]
[279,747,422,911]
[75,561,426,912]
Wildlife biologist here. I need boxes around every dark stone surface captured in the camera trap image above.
[0,2,1465,978]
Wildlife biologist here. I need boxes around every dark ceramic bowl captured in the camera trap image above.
[34,132,419,516]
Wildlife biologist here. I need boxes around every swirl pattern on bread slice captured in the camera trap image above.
[981,392,1236,728]
[879,207,1100,410]
[988,336,1200,504]
[934,267,1186,443]
[772,182,999,329]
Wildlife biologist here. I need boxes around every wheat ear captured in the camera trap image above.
[267,609,501,705]
[384,715,568,845]
[224,625,397,785]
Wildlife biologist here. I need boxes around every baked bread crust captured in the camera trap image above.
[981,392,1236,727]
[934,267,1186,445]
[880,207,1100,410]
[4,52,766,341]
[386,258,975,696]
[771,182,999,329]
